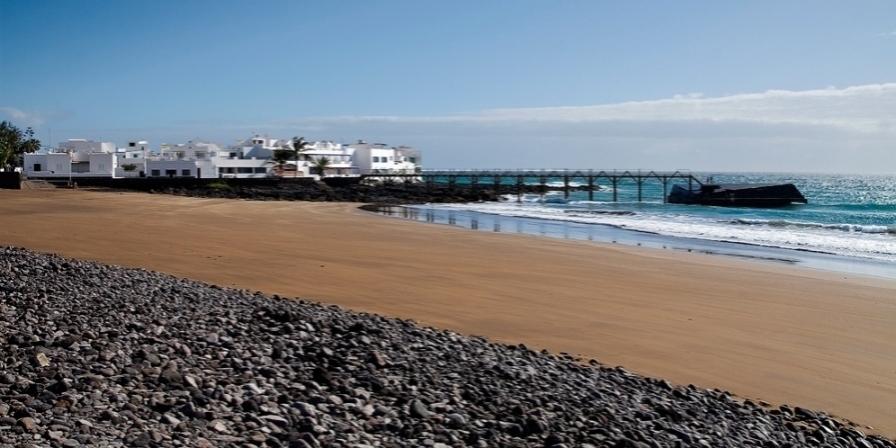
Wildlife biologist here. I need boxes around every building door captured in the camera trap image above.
[197,168,201,178]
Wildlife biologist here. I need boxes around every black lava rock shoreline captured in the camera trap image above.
[1,246,892,448]
[150,182,502,204]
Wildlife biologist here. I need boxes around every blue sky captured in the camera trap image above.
[1,0,895,172]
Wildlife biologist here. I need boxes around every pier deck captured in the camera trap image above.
[361,169,702,202]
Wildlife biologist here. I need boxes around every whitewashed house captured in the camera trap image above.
[145,141,218,178]
[300,141,356,177]
[115,140,150,178]
[24,139,117,179]
[347,141,421,174]
[215,136,288,178]
[22,135,422,181]
[232,135,290,160]
[148,139,277,179]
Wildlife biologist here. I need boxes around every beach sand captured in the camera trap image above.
[1,189,895,436]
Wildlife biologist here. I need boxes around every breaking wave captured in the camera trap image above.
[731,219,896,234]
[427,201,896,262]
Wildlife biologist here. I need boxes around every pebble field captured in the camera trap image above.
[1,246,893,447]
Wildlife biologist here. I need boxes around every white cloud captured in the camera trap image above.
[0,107,45,127]
[283,83,896,134]
[478,84,896,132]
[256,83,895,173]
[19,83,894,173]
[879,30,896,37]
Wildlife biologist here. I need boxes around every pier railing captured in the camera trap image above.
[360,169,702,203]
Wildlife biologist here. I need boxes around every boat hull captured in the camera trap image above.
[668,183,807,207]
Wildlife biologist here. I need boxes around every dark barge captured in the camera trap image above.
[668,183,807,207]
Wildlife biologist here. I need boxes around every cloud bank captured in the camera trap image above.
[283,83,896,134]
[257,83,893,173]
[6,83,896,173]
[0,107,45,127]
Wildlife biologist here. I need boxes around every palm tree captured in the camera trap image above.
[268,149,293,176]
[0,121,41,171]
[313,156,331,179]
[291,136,309,177]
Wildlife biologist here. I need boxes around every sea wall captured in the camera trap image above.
[32,176,551,203]
[0,172,21,189]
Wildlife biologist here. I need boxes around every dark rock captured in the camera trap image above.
[409,400,432,419]
[0,246,892,448]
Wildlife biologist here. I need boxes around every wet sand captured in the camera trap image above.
[2,189,895,436]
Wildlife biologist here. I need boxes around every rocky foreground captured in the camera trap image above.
[0,247,892,448]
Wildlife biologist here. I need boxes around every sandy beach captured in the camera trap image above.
[1,189,895,436]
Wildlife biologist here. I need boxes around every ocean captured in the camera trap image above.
[371,173,896,277]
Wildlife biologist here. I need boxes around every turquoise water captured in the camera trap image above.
[425,173,896,262]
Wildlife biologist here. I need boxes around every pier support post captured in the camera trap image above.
[612,178,618,202]
[637,179,643,202]
[448,175,456,190]
[516,175,523,203]
[471,175,479,191]
[662,177,668,203]
[494,176,501,194]
[588,176,595,201]
[563,175,570,199]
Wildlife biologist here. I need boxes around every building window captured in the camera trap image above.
[372,156,379,162]
[33,163,42,171]
[151,169,160,176]
[237,167,253,174]
[181,169,191,176]
[409,157,416,163]
[165,169,177,177]
[254,167,266,173]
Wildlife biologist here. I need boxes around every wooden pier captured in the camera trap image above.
[361,169,702,203]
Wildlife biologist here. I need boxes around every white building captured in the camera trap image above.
[24,139,117,179]
[22,135,422,180]
[115,140,150,178]
[347,141,421,174]
[146,140,271,178]
[300,141,356,177]
[232,135,290,160]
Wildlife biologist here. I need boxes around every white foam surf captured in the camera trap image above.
[428,202,896,262]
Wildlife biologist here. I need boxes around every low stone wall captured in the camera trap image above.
[0,172,21,189]
[29,176,316,190]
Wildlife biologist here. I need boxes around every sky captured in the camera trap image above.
[1,0,894,173]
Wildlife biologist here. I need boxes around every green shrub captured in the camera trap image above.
[207,181,231,190]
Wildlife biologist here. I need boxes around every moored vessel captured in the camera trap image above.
[668,182,807,207]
